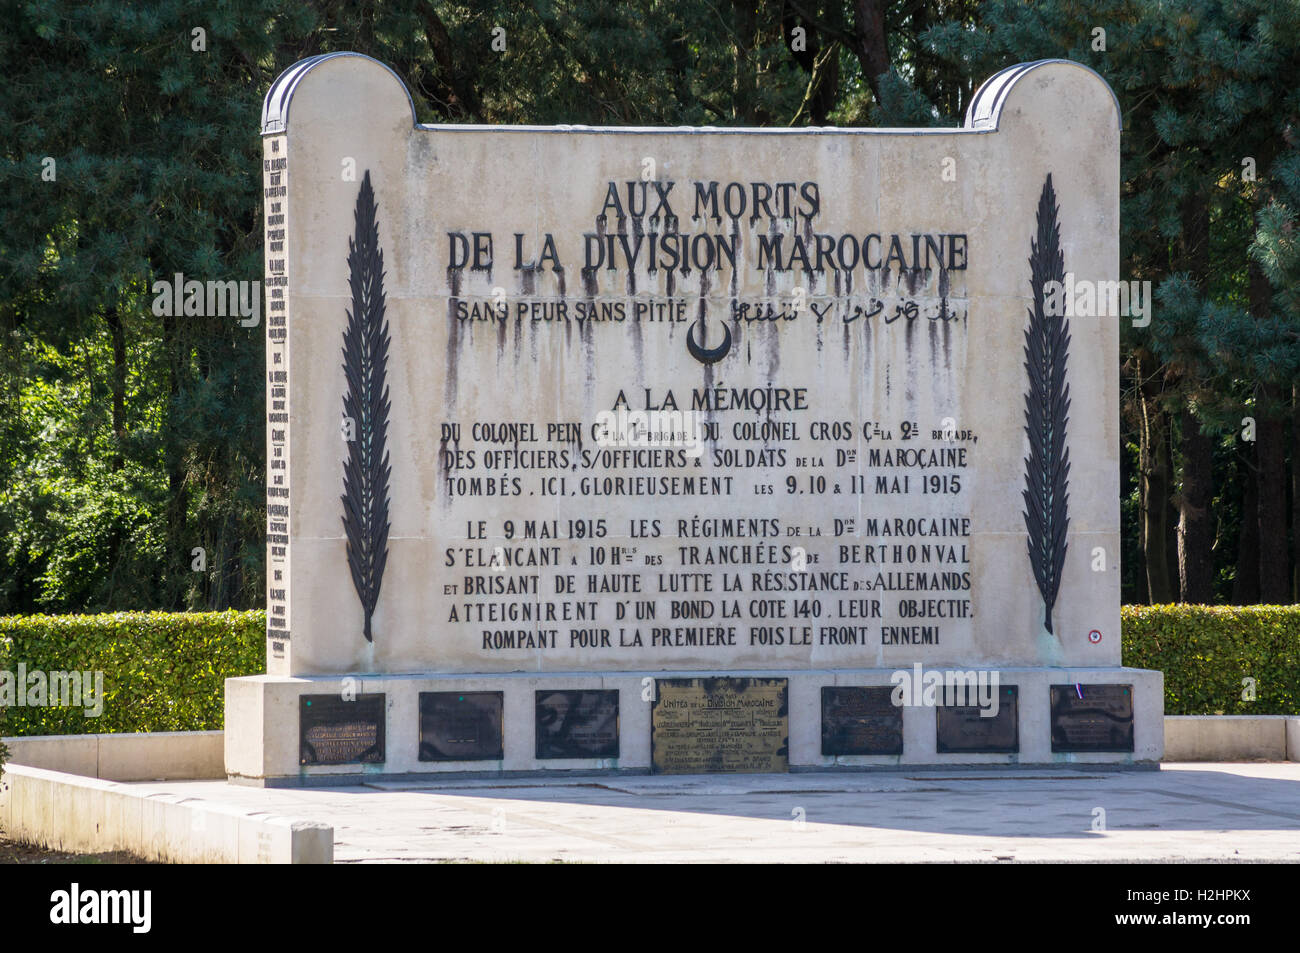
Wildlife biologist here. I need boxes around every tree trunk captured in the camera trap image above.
[1136,349,1175,603]
[418,6,485,121]
[731,0,759,123]
[1256,397,1289,602]
[1140,401,1175,602]
[1250,265,1289,603]
[1294,382,1299,602]
[1233,446,1261,604]
[1174,189,1213,603]
[161,310,188,609]
[1165,423,1180,597]
[783,5,840,126]
[1178,409,1215,602]
[850,0,889,102]
[106,305,126,473]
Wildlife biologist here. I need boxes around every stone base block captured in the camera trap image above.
[1163,715,1297,761]
[0,764,332,863]
[226,666,1163,784]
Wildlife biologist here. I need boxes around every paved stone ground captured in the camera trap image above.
[133,763,1300,863]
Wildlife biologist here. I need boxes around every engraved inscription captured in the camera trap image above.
[821,685,903,756]
[936,685,1018,753]
[1050,684,1134,752]
[652,677,788,774]
[419,691,504,761]
[299,693,385,765]
[535,690,619,759]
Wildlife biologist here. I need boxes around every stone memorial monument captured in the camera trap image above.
[225,52,1163,783]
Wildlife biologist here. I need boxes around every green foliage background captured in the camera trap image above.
[0,2,1297,615]
[0,611,263,734]
[0,608,1291,737]
[1123,605,1300,715]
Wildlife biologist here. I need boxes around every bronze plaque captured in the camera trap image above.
[652,677,788,774]
[822,686,903,756]
[935,685,1018,753]
[1051,684,1134,752]
[535,690,620,759]
[419,691,503,761]
[299,693,385,765]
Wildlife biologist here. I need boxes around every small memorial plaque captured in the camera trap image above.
[1051,684,1134,752]
[419,691,504,761]
[535,690,619,759]
[821,686,903,756]
[936,685,1018,754]
[299,693,385,765]
[652,677,788,774]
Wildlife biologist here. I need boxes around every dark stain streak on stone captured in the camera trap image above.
[764,218,778,297]
[729,222,741,298]
[697,267,711,340]
[928,314,939,373]
[903,266,921,296]
[942,315,953,373]
[863,317,872,362]
[583,218,604,298]
[446,267,462,402]
[437,436,458,489]
[904,311,916,403]
[630,301,644,375]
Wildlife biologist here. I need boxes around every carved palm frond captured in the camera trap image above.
[1022,173,1071,635]
[341,170,391,642]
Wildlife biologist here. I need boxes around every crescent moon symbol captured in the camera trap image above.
[687,319,732,365]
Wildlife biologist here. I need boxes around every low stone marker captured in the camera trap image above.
[225,52,1162,783]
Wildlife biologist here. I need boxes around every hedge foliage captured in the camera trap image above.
[0,611,264,736]
[0,608,1295,737]
[1122,605,1300,715]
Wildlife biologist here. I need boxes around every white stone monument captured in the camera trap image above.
[226,53,1162,783]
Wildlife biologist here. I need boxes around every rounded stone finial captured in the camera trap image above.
[964,59,1122,132]
[261,52,416,136]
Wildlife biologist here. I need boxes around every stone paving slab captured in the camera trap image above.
[120,764,1300,863]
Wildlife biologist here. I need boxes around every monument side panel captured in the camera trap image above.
[263,132,291,675]
[272,57,416,675]
[959,61,1123,668]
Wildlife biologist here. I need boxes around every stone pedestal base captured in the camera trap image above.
[224,667,1163,785]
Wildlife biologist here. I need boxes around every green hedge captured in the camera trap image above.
[1122,605,1300,715]
[0,607,1295,737]
[0,611,264,736]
